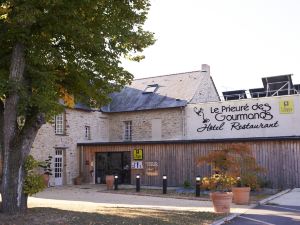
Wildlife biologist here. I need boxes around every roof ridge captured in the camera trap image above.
[133,70,201,81]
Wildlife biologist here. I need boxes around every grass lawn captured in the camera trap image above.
[0,186,276,224]
[0,205,224,225]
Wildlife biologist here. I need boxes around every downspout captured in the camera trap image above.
[79,145,83,175]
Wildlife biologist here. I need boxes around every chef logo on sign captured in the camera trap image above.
[194,107,210,123]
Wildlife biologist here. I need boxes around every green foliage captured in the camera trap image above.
[24,155,40,171]
[201,174,237,192]
[38,155,53,175]
[0,0,155,119]
[183,180,191,189]
[24,155,46,196]
[23,174,45,196]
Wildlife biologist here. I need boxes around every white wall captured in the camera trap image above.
[186,95,300,139]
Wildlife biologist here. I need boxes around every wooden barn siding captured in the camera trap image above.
[81,140,300,188]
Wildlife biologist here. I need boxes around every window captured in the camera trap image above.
[124,121,132,141]
[85,126,91,140]
[143,84,159,94]
[55,113,65,135]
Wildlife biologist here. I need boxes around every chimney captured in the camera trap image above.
[201,64,210,75]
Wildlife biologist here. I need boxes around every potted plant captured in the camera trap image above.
[225,144,265,204]
[38,155,53,187]
[198,144,265,205]
[74,173,83,185]
[232,177,251,205]
[105,168,114,190]
[201,174,236,213]
[198,146,237,213]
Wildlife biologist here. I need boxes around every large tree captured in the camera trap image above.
[0,0,154,214]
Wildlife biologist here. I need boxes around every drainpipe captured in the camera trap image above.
[79,145,83,175]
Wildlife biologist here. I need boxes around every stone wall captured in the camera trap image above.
[31,109,106,185]
[107,108,184,142]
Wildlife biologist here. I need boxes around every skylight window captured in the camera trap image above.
[143,84,158,93]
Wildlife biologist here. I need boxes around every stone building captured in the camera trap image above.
[31,66,300,188]
[31,64,218,186]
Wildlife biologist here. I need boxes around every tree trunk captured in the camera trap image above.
[1,43,45,214]
[0,101,3,184]
[1,43,26,214]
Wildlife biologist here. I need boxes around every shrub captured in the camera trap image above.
[24,155,46,196]
[38,155,53,175]
[201,174,236,192]
[198,144,265,190]
[183,180,191,189]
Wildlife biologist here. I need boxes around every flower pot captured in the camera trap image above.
[42,174,50,187]
[74,176,82,185]
[105,175,114,190]
[232,187,251,204]
[210,192,233,213]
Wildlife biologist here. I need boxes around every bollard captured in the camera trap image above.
[136,174,141,192]
[162,175,167,194]
[114,175,118,190]
[195,176,201,197]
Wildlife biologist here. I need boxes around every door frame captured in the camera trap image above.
[54,148,65,186]
[95,152,131,184]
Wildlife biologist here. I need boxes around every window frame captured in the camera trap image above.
[55,113,65,135]
[143,84,159,94]
[123,121,132,141]
[85,125,91,140]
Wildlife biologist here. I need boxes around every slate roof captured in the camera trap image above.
[101,70,213,113]
[74,102,92,111]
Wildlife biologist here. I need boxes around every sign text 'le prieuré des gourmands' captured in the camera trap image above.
[186,95,299,139]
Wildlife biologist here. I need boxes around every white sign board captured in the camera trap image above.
[186,95,300,139]
[131,161,143,169]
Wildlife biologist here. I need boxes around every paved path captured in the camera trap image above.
[29,184,253,214]
[227,188,300,225]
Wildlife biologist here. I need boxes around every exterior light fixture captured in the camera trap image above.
[114,175,118,190]
[162,175,167,194]
[196,175,201,197]
[136,174,141,192]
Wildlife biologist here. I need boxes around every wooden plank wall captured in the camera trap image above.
[81,140,300,188]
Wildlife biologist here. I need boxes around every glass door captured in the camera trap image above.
[95,152,131,184]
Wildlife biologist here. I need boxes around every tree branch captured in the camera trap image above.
[18,110,46,158]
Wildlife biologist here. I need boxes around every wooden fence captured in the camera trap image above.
[80,139,300,188]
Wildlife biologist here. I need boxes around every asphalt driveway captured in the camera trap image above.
[227,188,300,225]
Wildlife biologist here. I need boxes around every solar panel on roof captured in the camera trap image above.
[249,88,266,98]
[262,74,294,96]
[293,84,300,94]
[222,90,247,101]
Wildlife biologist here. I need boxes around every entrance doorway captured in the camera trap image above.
[54,149,64,186]
[95,152,131,184]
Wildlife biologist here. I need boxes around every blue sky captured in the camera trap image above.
[122,0,300,93]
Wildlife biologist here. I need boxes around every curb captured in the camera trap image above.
[258,189,291,205]
[212,189,291,225]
